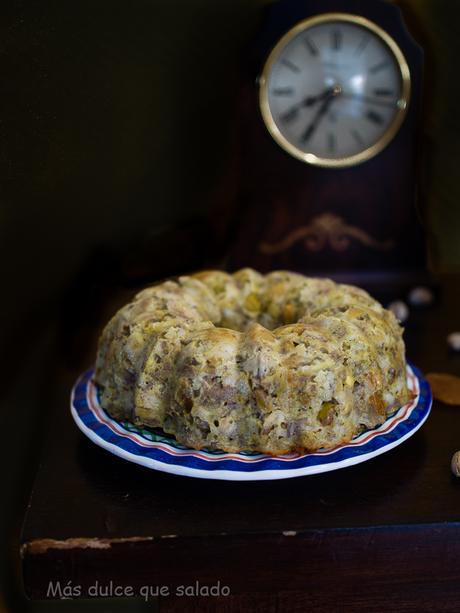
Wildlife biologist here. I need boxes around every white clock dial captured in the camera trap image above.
[259,14,410,167]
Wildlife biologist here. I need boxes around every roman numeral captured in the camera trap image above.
[355,36,369,56]
[280,107,299,123]
[281,58,300,73]
[271,87,294,96]
[366,110,384,125]
[373,88,394,97]
[327,132,336,153]
[370,60,390,74]
[304,37,318,56]
[351,129,364,145]
[332,29,342,51]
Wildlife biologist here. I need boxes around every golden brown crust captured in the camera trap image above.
[95,268,410,455]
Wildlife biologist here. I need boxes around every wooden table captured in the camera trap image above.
[20,275,460,612]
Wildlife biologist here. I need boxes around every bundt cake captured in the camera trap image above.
[95,268,411,455]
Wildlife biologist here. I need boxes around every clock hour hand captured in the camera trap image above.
[280,88,336,123]
[302,87,335,108]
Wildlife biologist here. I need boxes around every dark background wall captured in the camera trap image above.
[0,0,263,353]
[1,0,459,348]
[402,0,460,271]
[1,1,460,610]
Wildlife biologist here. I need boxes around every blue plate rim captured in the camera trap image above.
[70,362,432,481]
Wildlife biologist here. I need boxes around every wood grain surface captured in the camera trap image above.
[19,275,460,611]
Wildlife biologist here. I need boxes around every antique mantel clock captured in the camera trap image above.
[227,0,425,276]
[259,13,410,168]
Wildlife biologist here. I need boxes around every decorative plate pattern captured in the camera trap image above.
[70,363,431,481]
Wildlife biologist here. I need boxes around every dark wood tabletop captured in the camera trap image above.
[20,274,460,612]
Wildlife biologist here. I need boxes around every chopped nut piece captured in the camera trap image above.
[244,293,261,312]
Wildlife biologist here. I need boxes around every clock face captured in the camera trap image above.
[259,14,411,167]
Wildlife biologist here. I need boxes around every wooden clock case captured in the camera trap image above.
[226,0,425,281]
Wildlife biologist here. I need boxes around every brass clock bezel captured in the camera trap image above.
[258,13,411,168]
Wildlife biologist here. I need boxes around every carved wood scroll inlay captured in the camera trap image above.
[259,213,394,255]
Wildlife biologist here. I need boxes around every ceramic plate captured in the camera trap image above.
[70,363,431,481]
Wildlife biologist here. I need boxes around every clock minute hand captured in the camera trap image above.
[302,87,335,108]
[281,88,337,124]
[301,86,341,142]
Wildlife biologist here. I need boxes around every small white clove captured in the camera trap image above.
[451,450,460,477]
[408,286,433,307]
[388,300,409,323]
[447,332,460,352]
